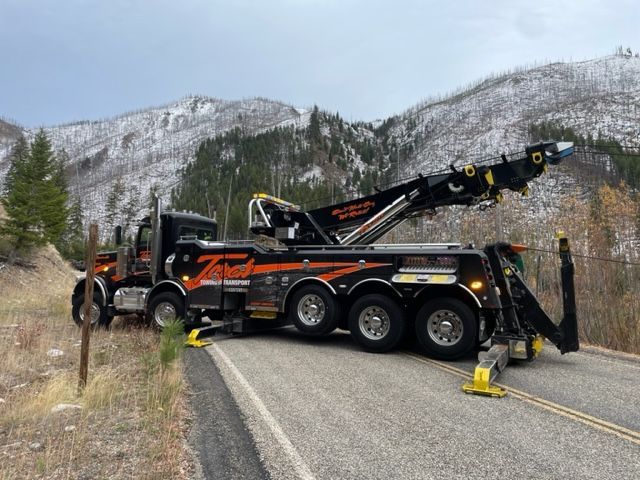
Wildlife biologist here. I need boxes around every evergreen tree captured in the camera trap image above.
[309,105,322,146]
[105,177,125,240]
[40,152,69,244]
[57,196,85,260]
[2,136,29,196]
[0,130,69,250]
[1,136,39,247]
[123,185,141,239]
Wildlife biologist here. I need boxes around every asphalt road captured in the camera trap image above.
[186,328,640,480]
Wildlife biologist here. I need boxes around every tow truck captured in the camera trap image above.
[72,141,579,396]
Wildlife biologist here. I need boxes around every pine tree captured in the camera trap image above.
[1,136,40,247]
[309,105,322,146]
[105,177,125,241]
[123,185,141,238]
[39,151,69,244]
[2,136,29,196]
[57,196,85,260]
[0,130,69,250]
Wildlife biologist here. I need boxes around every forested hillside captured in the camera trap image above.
[170,109,640,241]
[170,107,393,238]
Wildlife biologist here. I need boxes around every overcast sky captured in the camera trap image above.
[1,0,638,127]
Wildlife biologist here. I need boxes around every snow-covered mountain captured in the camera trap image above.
[388,55,640,168]
[1,54,639,228]
[0,119,24,166]
[0,96,310,222]
[379,54,640,215]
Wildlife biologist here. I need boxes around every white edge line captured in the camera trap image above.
[211,343,316,480]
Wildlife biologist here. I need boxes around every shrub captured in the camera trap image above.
[159,319,185,370]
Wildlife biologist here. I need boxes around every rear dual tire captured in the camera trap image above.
[348,295,406,353]
[414,298,477,360]
[289,285,340,336]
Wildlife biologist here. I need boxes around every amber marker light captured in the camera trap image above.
[103,266,109,272]
[181,275,190,282]
[470,281,483,290]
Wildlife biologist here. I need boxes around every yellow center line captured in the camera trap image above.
[402,351,640,446]
[575,351,640,371]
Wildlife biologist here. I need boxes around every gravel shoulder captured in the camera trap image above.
[184,348,269,480]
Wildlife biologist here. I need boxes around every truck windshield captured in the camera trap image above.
[179,226,215,241]
[139,227,152,245]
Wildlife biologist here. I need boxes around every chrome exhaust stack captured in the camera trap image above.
[150,195,162,285]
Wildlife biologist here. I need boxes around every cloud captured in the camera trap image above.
[1,0,639,125]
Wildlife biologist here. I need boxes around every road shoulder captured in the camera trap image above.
[184,347,270,480]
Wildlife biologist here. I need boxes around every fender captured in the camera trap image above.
[414,283,482,308]
[456,284,482,308]
[73,275,109,306]
[347,278,403,299]
[146,280,187,307]
[281,277,337,311]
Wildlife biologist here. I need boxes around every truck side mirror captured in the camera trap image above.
[115,226,123,245]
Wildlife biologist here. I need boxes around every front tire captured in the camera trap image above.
[147,292,185,329]
[348,295,406,353]
[288,285,340,335]
[414,298,477,360]
[72,292,112,328]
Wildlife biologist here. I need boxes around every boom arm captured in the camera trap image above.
[249,141,574,245]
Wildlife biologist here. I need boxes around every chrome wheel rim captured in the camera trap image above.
[358,306,390,340]
[79,302,100,325]
[297,294,326,326]
[426,309,463,346]
[154,301,177,327]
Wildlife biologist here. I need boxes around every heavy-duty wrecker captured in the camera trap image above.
[72,141,579,396]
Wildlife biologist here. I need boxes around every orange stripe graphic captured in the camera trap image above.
[318,263,390,282]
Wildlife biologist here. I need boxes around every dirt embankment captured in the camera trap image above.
[0,243,193,479]
[0,243,76,309]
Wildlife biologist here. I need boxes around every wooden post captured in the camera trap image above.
[79,223,98,392]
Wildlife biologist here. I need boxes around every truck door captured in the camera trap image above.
[246,250,281,312]
[220,248,254,297]
[181,244,225,311]
[184,246,254,312]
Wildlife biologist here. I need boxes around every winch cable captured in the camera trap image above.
[521,245,640,267]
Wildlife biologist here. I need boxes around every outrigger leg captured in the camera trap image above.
[462,344,509,397]
[185,312,291,347]
[463,233,579,397]
[185,326,218,347]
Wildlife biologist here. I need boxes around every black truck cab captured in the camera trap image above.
[71,209,217,328]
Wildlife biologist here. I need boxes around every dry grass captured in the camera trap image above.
[0,244,193,479]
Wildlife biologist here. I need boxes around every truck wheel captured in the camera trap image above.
[348,295,406,353]
[414,298,477,360]
[288,285,340,335]
[147,292,185,329]
[72,292,112,329]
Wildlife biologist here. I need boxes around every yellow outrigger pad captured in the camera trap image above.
[462,343,509,398]
[185,329,213,348]
[462,363,507,398]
